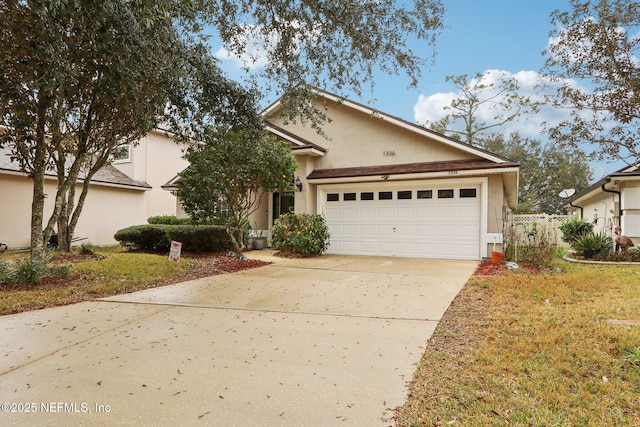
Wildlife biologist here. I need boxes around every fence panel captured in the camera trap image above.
[508,214,573,248]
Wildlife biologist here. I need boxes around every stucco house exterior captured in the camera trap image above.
[0,128,188,249]
[565,163,640,245]
[242,89,520,260]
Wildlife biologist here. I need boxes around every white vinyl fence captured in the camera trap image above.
[508,213,573,248]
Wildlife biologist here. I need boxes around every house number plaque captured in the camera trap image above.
[383,150,396,156]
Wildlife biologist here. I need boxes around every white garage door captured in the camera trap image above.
[322,183,481,260]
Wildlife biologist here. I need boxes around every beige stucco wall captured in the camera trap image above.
[113,130,189,220]
[570,181,639,244]
[0,173,147,249]
[267,98,477,170]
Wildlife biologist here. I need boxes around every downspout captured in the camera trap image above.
[569,201,583,219]
[602,178,622,224]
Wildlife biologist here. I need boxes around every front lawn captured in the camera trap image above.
[396,260,640,426]
[0,247,268,315]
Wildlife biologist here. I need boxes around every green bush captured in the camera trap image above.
[80,241,97,255]
[10,259,47,285]
[559,217,594,244]
[573,231,612,258]
[114,224,233,252]
[147,215,193,225]
[271,213,330,257]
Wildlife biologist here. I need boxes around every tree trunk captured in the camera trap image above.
[30,159,47,262]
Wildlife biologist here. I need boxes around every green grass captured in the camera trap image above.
[396,261,640,426]
[0,247,198,315]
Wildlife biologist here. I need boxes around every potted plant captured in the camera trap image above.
[572,231,612,259]
[251,223,268,250]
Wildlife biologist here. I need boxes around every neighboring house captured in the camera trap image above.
[223,89,519,260]
[565,163,640,245]
[0,128,188,249]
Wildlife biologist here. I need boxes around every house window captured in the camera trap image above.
[397,190,412,200]
[343,193,357,201]
[111,143,131,164]
[379,191,393,200]
[360,192,374,201]
[460,188,477,198]
[438,189,454,199]
[327,193,339,202]
[417,190,432,199]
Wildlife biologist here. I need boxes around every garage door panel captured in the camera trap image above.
[396,207,415,218]
[415,225,435,238]
[323,183,480,260]
[341,207,359,219]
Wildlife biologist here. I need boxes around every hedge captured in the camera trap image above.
[114,224,233,252]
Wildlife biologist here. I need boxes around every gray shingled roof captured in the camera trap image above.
[0,146,151,189]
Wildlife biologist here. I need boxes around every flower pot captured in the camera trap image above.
[251,237,267,250]
[491,251,505,265]
[583,250,597,259]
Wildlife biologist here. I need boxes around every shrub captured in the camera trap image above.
[559,217,594,244]
[114,224,233,252]
[9,259,47,285]
[80,241,97,255]
[573,231,612,258]
[271,213,330,257]
[505,221,557,268]
[147,215,193,225]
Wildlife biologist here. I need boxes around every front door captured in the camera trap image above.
[272,192,295,225]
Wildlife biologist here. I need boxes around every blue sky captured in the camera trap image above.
[210,0,624,177]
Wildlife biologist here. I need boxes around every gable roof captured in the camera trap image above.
[567,163,640,206]
[262,87,516,165]
[0,146,151,190]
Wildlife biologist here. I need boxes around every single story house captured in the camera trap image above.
[565,163,640,245]
[227,89,520,260]
[0,128,188,249]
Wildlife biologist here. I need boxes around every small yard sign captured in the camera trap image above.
[168,240,182,262]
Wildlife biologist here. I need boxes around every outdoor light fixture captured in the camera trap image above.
[295,176,302,191]
[381,175,389,181]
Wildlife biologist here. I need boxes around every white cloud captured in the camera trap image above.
[413,69,579,140]
[213,24,274,70]
[214,20,322,71]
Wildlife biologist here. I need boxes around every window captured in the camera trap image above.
[460,188,477,198]
[327,193,339,202]
[343,193,357,201]
[438,189,454,199]
[379,191,393,200]
[111,143,131,164]
[417,190,432,199]
[397,190,412,200]
[360,192,374,201]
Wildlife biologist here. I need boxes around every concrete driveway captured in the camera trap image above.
[0,253,477,426]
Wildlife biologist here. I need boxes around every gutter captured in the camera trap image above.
[602,178,623,221]
[569,200,584,219]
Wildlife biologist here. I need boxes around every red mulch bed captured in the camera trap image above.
[474,260,541,276]
[474,260,506,276]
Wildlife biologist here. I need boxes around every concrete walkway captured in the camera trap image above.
[0,253,477,426]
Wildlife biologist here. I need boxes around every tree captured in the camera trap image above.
[0,1,193,259]
[424,71,541,144]
[176,128,298,255]
[480,133,592,213]
[543,0,640,165]
[1,0,445,261]
[206,0,445,128]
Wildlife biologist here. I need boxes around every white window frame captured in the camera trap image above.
[111,143,131,164]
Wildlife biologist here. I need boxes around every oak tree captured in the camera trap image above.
[543,0,640,165]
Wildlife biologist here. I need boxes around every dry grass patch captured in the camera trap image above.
[396,261,640,427]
